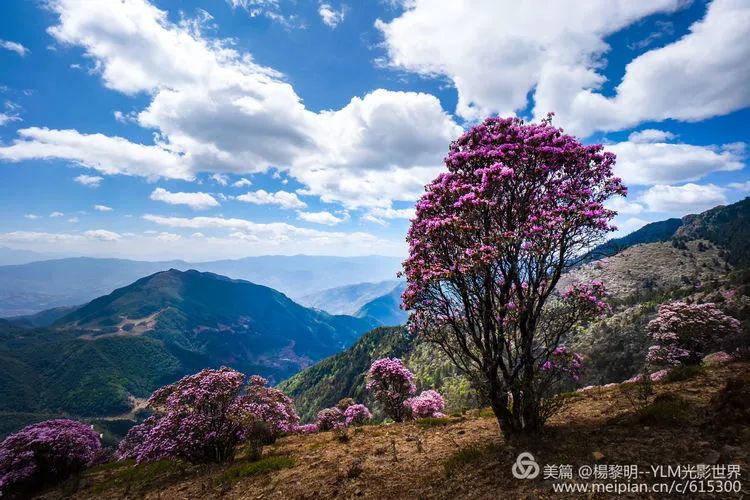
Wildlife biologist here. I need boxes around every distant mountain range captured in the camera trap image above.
[0,269,378,437]
[0,254,402,316]
[298,279,403,315]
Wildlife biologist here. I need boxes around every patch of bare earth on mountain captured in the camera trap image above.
[47,362,750,499]
[78,311,161,340]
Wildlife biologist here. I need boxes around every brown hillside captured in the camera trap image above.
[45,361,750,499]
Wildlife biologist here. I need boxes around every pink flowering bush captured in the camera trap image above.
[117,368,298,464]
[0,419,101,497]
[702,351,734,366]
[316,407,344,431]
[344,404,373,426]
[649,369,670,382]
[540,346,583,382]
[646,302,741,367]
[366,358,416,422]
[405,390,445,419]
[401,115,623,435]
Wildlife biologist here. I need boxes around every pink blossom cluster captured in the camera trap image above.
[293,423,319,434]
[646,302,741,367]
[405,390,445,419]
[117,368,299,464]
[367,358,416,422]
[540,345,583,381]
[702,351,734,365]
[562,281,610,315]
[402,116,624,315]
[344,404,373,426]
[0,419,101,497]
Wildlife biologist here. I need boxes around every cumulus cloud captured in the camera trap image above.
[319,3,346,28]
[0,128,191,180]
[627,129,676,143]
[377,0,750,136]
[607,139,745,185]
[232,177,252,188]
[73,174,103,187]
[728,181,750,191]
[640,183,728,213]
[149,187,220,210]
[94,204,113,212]
[211,173,229,186]
[0,0,461,210]
[0,39,29,56]
[605,197,644,215]
[297,210,348,226]
[236,189,306,209]
[24,214,40,219]
[49,211,64,218]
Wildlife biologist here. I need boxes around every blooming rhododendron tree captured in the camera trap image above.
[117,368,298,464]
[366,358,416,422]
[646,302,741,367]
[0,419,101,497]
[344,404,373,426]
[316,407,344,431]
[406,390,445,419]
[402,116,623,434]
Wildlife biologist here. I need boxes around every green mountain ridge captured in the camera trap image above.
[0,269,378,437]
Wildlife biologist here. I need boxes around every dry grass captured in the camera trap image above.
[43,361,750,500]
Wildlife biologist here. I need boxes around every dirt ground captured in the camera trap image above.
[45,361,750,499]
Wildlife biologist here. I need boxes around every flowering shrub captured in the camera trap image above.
[366,358,416,422]
[117,368,298,464]
[406,390,445,419]
[649,369,670,383]
[336,398,356,411]
[344,404,372,426]
[316,407,344,432]
[540,346,583,382]
[646,302,741,367]
[401,115,623,434]
[702,351,734,366]
[0,419,101,497]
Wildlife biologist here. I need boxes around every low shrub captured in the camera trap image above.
[635,393,691,427]
[665,364,705,383]
[443,443,502,476]
[217,456,294,485]
[415,417,453,429]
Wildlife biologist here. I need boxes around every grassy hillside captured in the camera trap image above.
[44,361,750,499]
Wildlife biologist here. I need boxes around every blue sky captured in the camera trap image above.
[0,0,748,261]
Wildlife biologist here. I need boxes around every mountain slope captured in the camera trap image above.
[298,280,403,315]
[0,270,377,431]
[355,281,408,326]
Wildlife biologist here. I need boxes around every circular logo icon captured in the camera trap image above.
[512,452,540,479]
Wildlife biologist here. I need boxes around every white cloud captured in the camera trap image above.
[0,39,29,57]
[0,0,461,209]
[94,204,113,212]
[0,127,191,180]
[605,197,644,215]
[640,183,727,213]
[612,216,650,237]
[728,181,750,191]
[627,129,676,144]
[149,187,220,210]
[84,229,121,241]
[211,173,229,186]
[73,174,103,187]
[49,211,64,217]
[24,214,40,219]
[232,177,252,188]
[607,139,744,185]
[377,0,750,137]
[319,3,346,28]
[297,210,348,226]
[67,217,79,223]
[236,189,306,209]
[0,113,20,126]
